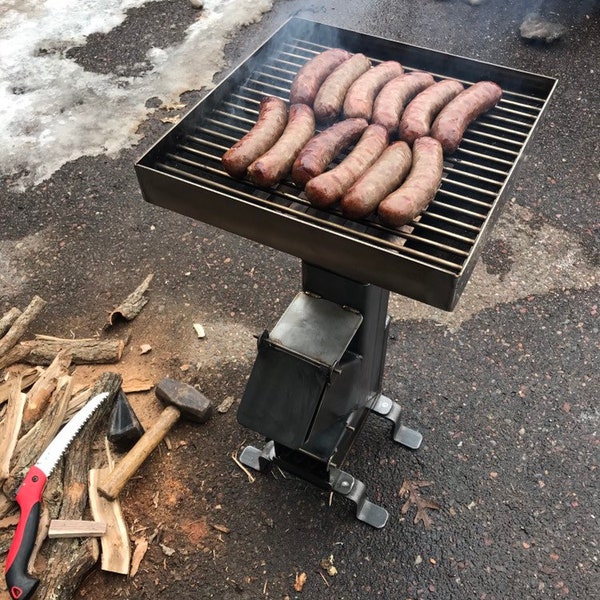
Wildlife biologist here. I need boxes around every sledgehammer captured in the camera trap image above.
[98,378,212,500]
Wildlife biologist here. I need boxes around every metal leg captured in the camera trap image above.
[371,395,423,449]
[239,440,276,473]
[330,468,389,529]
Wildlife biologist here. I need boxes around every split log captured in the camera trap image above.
[33,371,121,600]
[0,367,43,407]
[19,336,124,365]
[0,375,25,481]
[0,307,22,338]
[88,468,130,573]
[2,375,73,500]
[107,273,154,326]
[0,295,46,359]
[22,350,72,431]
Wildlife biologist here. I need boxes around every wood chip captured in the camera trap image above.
[211,524,230,534]
[130,536,149,577]
[294,572,307,592]
[139,344,152,355]
[193,323,206,338]
[217,395,235,413]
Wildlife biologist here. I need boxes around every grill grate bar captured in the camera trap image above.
[440,176,500,198]
[459,136,520,157]
[429,200,487,223]
[473,120,529,139]
[162,152,470,270]
[445,156,509,177]
[443,165,505,188]
[436,187,494,209]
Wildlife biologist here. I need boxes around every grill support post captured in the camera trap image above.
[237,262,422,528]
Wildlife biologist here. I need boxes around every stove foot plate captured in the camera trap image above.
[238,442,389,528]
[372,395,423,449]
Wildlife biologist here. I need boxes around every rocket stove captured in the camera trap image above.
[135,18,556,527]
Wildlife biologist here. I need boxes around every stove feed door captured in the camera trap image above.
[237,343,330,449]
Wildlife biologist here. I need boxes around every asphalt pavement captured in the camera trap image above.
[1,1,598,599]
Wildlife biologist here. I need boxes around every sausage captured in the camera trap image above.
[291,118,368,188]
[399,79,464,145]
[305,124,389,208]
[343,61,404,120]
[430,80,503,153]
[290,48,352,106]
[378,136,443,227]
[247,104,315,188]
[340,140,412,219]
[369,72,434,136]
[372,71,435,135]
[221,96,288,178]
[313,53,372,123]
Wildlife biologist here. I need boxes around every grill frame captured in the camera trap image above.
[135,17,557,310]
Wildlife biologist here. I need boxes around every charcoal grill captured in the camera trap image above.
[135,18,556,527]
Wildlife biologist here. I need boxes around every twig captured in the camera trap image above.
[230,451,255,483]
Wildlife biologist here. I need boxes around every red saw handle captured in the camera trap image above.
[4,466,46,600]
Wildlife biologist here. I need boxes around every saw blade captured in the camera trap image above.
[34,391,109,477]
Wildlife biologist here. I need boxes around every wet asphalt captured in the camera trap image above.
[1,0,598,599]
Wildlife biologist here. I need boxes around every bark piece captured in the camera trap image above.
[0,342,31,371]
[0,295,46,358]
[20,336,124,365]
[88,468,131,573]
[0,375,25,481]
[108,274,154,326]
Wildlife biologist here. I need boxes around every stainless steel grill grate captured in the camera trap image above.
[136,18,557,310]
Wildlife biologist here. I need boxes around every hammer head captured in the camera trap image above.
[155,378,212,423]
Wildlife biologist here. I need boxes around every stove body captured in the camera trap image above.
[135,18,556,527]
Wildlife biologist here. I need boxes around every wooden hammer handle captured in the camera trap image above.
[98,405,181,500]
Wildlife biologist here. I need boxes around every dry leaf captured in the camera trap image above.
[294,571,307,592]
[130,536,149,577]
[399,479,441,530]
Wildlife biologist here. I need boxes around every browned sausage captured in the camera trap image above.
[221,97,288,178]
[372,71,435,134]
[340,140,412,219]
[399,79,464,145]
[247,104,315,188]
[378,136,443,227]
[313,53,372,123]
[292,118,368,187]
[305,124,389,208]
[343,61,404,120]
[290,48,352,106]
[430,80,503,153]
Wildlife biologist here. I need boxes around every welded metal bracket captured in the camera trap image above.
[371,395,423,449]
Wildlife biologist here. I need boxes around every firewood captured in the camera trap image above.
[88,468,130,573]
[0,367,43,407]
[2,375,73,500]
[0,307,22,338]
[0,375,25,481]
[0,295,46,359]
[33,372,121,600]
[47,520,107,539]
[107,273,154,326]
[21,350,71,431]
[20,336,124,365]
[0,342,31,371]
